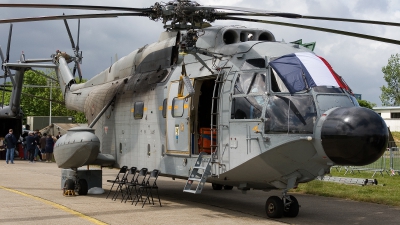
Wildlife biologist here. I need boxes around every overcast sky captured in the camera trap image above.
[1,0,400,106]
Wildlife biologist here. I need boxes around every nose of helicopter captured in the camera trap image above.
[321,107,388,166]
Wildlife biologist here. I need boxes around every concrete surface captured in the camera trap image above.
[0,159,399,225]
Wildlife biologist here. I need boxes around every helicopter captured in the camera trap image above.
[0,0,394,219]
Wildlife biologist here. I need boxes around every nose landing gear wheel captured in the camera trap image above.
[212,183,223,190]
[223,185,233,190]
[265,196,284,218]
[283,195,299,217]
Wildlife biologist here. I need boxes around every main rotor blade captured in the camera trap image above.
[221,16,400,45]
[63,16,76,50]
[0,4,151,12]
[0,13,145,24]
[6,24,13,63]
[302,15,400,27]
[76,19,81,53]
[216,12,400,27]
[190,5,302,18]
[0,46,4,64]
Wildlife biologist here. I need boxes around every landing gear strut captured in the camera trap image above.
[265,191,300,218]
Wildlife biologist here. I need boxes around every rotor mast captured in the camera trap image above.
[149,0,215,30]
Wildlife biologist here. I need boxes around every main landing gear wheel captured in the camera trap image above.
[283,195,299,217]
[212,183,223,190]
[265,196,284,218]
[76,179,88,195]
[63,179,76,196]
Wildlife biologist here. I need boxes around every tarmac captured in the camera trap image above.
[1,159,400,225]
[0,159,282,225]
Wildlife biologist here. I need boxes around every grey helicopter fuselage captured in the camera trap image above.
[53,25,388,190]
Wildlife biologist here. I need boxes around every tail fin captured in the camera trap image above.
[54,52,76,97]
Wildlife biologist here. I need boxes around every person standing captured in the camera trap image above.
[40,133,47,161]
[5,129,17,164]
[45,134,54,163]
[22,131,29,160]
[25,132,36,163]
[33,131,42,161]
[56,132,62,139]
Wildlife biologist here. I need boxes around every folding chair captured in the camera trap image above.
[123,168,148,204]
[112,166,138,201]
[106,166,128,199]
[135,169,161,208]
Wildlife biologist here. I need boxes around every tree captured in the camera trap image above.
[1,70,87,123]
[357,99,376,109]
[380,53,400,106]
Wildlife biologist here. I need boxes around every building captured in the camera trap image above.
[373,106,400,132]
[26,116,75,131]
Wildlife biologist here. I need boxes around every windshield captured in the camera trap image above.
[265,95,317,134]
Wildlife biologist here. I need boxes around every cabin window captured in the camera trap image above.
[134,101,144,119]
[241,58,266,70]
[172,97,184,118]
[264,95,316,134]
[162,98,167,118]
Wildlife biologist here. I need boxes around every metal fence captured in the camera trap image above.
[389,147,400,175]
[331,142,400,177]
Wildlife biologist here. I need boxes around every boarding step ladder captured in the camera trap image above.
[183,152,212,194]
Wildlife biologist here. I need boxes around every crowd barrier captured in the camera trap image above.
[389,147,400,175]
[331,142,400,177]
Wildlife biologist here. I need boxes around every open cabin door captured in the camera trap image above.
[166,80,191,155]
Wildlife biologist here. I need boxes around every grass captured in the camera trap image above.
[392,131,400,142]
[291,132,400,206]
[292,169,400,206]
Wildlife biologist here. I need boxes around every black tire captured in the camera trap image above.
[64,179,75,190]
[212,183,223,190]
[283,195,299,217]
[265,196,284,218]
[77,179,88,195]
[224,185,234,190]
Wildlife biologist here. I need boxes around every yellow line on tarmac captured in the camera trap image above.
[0,185,107,225]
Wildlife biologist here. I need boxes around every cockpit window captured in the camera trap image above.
[248,73,267,94]
[231,96,264,119]
[231,73,267,120]
[241,58,266,70]
[271,68,290,93]
[234,73,266,95]
[264,95,316,134]
[234,73,252,95]
[313,86,344,93]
